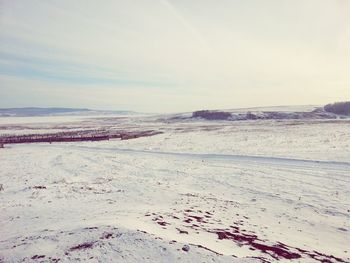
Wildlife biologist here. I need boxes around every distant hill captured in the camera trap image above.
[0,107,136,117]
[324,101,350,116]
[166,103,350,122]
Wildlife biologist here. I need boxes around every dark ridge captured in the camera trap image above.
[191,109,340,121]
[192,110,232,120]
[324,101,350,115]
[187,103,350,121]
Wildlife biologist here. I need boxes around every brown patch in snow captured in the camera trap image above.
[176,228,189,234]
[211,228,347,262]
[69,241,95,251]
[100,232,113,239]
[31,255,45,260]
[148,208,347,262]
[32,186,46,189]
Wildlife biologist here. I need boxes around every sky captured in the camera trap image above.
[0,0,350,113]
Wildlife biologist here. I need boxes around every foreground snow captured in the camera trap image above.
[1,115,350,262]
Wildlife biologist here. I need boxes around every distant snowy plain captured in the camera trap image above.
[0,109,349,262]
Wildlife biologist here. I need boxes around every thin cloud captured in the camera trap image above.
[0,0,349,112]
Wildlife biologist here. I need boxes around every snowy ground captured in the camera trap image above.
[0,113,349,262]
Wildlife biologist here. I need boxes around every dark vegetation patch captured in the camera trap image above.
[152,215,170,227]
[149,209,347,262]
[84,227,98,230]
[214,230,300,260]
[176,228,188,234]
[32,186,47,189]
[69,241,95,251]
[0,130,162,145]
[182,244,190,252]
[324,101,350,115]
[192,110,232,120]
[100,232,113,239]
[31,255,45,259]
[210,227,346,262]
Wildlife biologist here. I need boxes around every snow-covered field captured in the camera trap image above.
[0,113,349,262]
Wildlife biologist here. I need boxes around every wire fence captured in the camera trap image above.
[0,130,162,145]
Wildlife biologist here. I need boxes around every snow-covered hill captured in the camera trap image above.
[0,107,349,262]
[0,107,136,117]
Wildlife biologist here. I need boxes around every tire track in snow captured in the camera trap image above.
[42,144,350,174]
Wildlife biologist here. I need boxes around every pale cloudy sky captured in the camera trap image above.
[0,0,349,112]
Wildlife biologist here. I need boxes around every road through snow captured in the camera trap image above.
[49,144,350,172]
